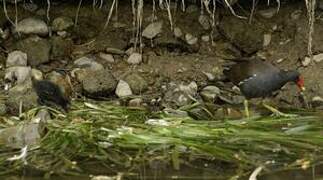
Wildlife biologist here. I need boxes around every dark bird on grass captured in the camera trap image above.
[223,57,305,117]
[31,75,70,112]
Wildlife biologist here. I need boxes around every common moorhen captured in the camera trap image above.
[31,75,70,112]
[223,57,305,117]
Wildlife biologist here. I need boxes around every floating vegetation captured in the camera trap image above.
[0,101,323,179]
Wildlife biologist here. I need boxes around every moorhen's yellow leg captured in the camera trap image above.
[244,99,250,118]
[262,102,298,117]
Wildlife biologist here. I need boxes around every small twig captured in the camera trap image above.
[74,0,83,28]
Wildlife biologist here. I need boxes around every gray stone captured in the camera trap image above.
[290,10,302,20]
[201,35,210,42]
[106,47,125,55]
[263,33,271,47]
[115,80,133,98]
[22,3,38,12]
[185,33,198,45]
[15,36,51,66]
[198,15,211,30]
[302,56,311,67]
[31,69,43,80]
[127,53,142,65]
[50,36,73,58]
[200,86,220,102]
[128,98,143,107]
[74,56,104,71]
[258,8,277,19]
[163,81,198,108]
[174,27,183,38]
[0,103,7,115]
[5,66,32,85]
[82,69,117,97]
[52,17,74,32]
[6,50,27,67]
[142,21,163,39]
[313,53,323,63]
[98,53,115,63]
[218,16,265,54]
[6,81,38,115]
[15,18,48,35]
[124,73,148,94]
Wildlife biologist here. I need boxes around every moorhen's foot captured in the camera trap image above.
[262,104,298,117]
[244,99,250,118]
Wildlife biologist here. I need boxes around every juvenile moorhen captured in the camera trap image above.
[223,57,305,117]
[31,75,70,112]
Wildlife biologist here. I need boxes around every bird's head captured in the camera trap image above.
[296,75,306,92]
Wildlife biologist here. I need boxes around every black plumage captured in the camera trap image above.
[223,58,302,99]
[31,77,70,111]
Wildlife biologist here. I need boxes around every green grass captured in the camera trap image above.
[0,100,322,179]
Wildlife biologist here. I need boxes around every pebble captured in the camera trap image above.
[185,33,198,45]
[201,35,210,42]
[6,51,27,67]
[127,53,142,65]
[74,56,104,71]
[198,15,211,30]
[142,21,163,39]
[115,80,133,98]
[263,33,271,47]
[174,27,183,38]
[313,53,323,63]
[258,8,277,19]
[15,17,48,35]
[31,69,43,80]
[98,53,115,63]
[128,98,143,107]
[106,47,125,55]
[52,16,74,32]
[302,56,311,67]
[200,86,220,102]
[290,10,302,20]
[5,66,32,85]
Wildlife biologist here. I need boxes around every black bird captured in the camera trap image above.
[31,76,70,112]
[223,57,305,117]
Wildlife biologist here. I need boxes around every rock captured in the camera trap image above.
[6,50,27,67]
[31,69,43,80]
[106,47,125,55]
[82,69,117,97]
[50,36,73,58]
[218,16,265,54]
[0,28,10,40]
[52,16,74,32]
[185,33,198,45]
[128,98,143,107]
[258,8,277,19]
[98,53,115,63]
[127,53,142,65]
[263,33,271,47]
[124,73,148,94]
[198,15,211,30]
[174,27,183,38]
[74,56,104,71]
[6,81,38,115]
[0,103,7,115]
[201,35,210,42]
[163,81,198,108]
[200,86,220,102]
[57,31,68,37]
[312,96,323,108]
[142,21,163,39]
[302,56,311,67]
[15,36,51,66]
[313,53,323,63]
[115,80,133,98]
[5,66,32,85]
[290,10,302,20]
[22,3,38,12]
[186,5,198,13]
[15,18,48,35]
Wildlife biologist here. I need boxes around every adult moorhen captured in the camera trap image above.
[223,57,305,117]
[31,75,70,112]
